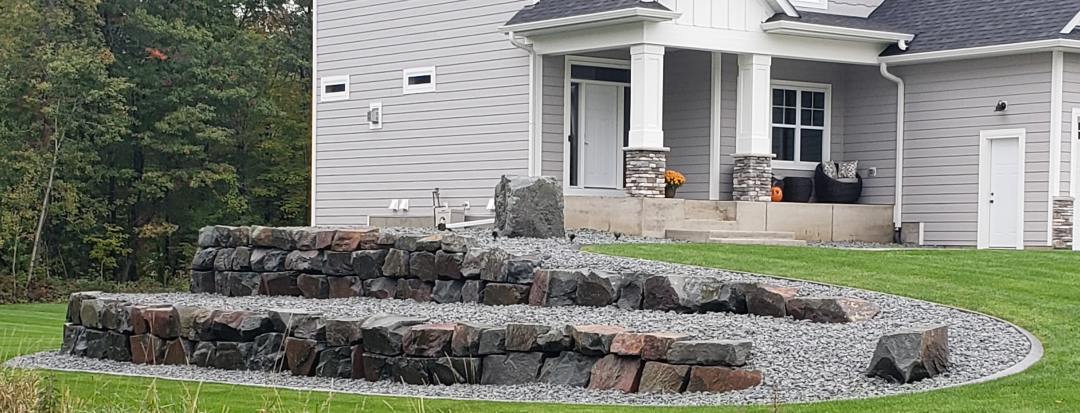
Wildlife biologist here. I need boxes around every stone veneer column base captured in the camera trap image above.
[1052,196,1074,249]
[624,149,667,198]
[732,154,774,202]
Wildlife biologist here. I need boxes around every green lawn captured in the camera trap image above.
[2,244,1077,412]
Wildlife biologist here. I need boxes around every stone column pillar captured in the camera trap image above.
[733,155,774,202]
[1052,196,1074,249]
[625,149,667,198]
[625,44,667,198]
[733,54,774,201]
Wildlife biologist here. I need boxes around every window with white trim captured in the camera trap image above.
[320,75,349,102]
[403,67,436,94]
[771,83,829,166]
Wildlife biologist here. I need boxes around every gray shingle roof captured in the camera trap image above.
[765,11,910,34]
[872,0,1080,55]
[506,0,671,26]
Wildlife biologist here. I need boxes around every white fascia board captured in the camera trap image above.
[761,20,914,44]
[643,23,883,65]
[879,39,1080,65]
[530,23,647,55]
[498,8,681,36]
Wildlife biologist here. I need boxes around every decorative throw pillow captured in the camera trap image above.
[838,161,859,179]
[821,162,839,179]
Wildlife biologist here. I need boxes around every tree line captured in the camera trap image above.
[0,0,312,297]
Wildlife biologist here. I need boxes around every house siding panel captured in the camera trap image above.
[844,65,898,206]
[542,55,565,181]
[664,50,714,200]
[894,53,1053,247]
[313,0,531,225]
[1062,53,1080,198]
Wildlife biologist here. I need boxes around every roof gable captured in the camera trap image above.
[506,0,672,26]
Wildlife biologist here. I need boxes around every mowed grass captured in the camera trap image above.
[0,244,1076,412]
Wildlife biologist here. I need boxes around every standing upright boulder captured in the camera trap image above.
[866,325,949,383]
[494,175,565,238]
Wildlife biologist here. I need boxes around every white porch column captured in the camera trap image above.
[625,44,668,198]
[733,54,775,202]
[628,44,665,149]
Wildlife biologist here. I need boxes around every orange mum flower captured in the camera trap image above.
[665,170,686,188]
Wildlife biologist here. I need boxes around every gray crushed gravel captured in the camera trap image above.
[5,228,1032,406]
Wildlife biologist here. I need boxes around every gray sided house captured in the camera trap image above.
[313,0,1080,250]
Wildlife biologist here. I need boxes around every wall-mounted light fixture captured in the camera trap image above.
[995,100,1008,112]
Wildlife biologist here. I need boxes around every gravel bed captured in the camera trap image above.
[6,229,1032,406]
[808,241,943,249]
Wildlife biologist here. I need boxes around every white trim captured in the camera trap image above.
[770,80,833,169]
[789,0,827,10]
[310,0,318,226]
[1061,10,1080,34]
[977,129,1027,250]
[764,0,801,17]
[1049,51,1064,246]
[531,53,544,176]
[709,52,723,201]
[880,63,905,229]
[879,39,1080,65]
[1073,109,1080,251]
[563,55,633,191]
[761,20,915,44]
[498,8,681,36]
[319,75,349,103]
[402,67,437,94]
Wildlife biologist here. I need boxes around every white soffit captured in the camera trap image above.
[498,8,682,36]
[761,20,914,44]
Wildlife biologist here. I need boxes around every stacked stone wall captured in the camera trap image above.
[624,150,667,198]
[62,292,764,394]
[732,155,773,202]
[1052,197,1074,249]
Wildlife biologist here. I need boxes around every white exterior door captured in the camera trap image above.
[988,137,1021,248]
[580,83,620,189]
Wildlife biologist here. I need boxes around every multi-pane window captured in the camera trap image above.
[772,86,827,164]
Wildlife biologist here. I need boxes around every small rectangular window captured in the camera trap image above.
[403,67,436,94]
[320,75,349,102]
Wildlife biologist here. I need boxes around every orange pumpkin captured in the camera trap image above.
[771,186,783,202]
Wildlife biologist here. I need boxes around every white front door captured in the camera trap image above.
[988,137,1021,248]
[580,83,620,189]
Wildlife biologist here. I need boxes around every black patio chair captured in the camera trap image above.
[814,163,863,204]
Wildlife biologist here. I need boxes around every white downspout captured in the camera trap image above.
[880,62,905,233]
[508,32,539,176]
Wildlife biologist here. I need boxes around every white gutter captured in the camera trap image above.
[508,32,539,176]
[1049,51,1064,246]
[880,62,905,231]
[880,39,1080,65]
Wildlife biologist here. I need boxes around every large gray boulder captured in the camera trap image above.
[666,340,752,367]
[866,325,949,383]
[538,351,599,387]
[494,175,565,238]
[787,297,881,323]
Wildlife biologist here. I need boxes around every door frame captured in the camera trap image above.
[977,128,1026,250]
[563,55,631,196]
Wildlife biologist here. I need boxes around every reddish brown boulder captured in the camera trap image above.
[260,272,302,296]
[284,337,323,376]
[588,355,644,393]
[331,227,379,252]
[685,366,762,393]
[483,283,531,306]
[786,297,881,323]
[162,339,192,365]
[435,251,464,279]
[610,333,645,356]
[396,279,434,302]
[402,323,456,357]
[528,269,581,307]
[328,276,363,298]
[297,274,329,299]
[144,307,180,339]
[739,283,798,318]
[640,332,692,361]
[130,334,166,365]
[350,345,365,380]
[571,325,630,356]
[292,228,336,251]
[638,362,690,394]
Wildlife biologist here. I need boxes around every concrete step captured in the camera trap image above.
[665,229,797,242]
[666,219,739,231]
[711,238,808,247]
